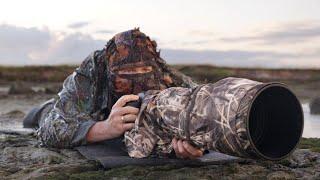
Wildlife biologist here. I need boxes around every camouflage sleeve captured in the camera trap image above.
[170,68,198,88]
[124,90,186,158]
[125,87,208,158]
[124,93,161,158]
[37,52,98,148]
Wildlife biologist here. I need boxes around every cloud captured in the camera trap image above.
[220,23,320,44]
[187,30,215,37]
[0,24,105,65]
[0,24,319,68]
[68,21,90,29]
[95,30,115,34]
[0,24,51,50]
[43,33,105,64]
[0,24,51,64]
[161,48,320,68]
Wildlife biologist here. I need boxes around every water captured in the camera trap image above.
[302,103,320,138]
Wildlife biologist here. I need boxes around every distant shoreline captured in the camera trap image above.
[0,64,320,82]
[0,64,319,101]
[1,64,320,70]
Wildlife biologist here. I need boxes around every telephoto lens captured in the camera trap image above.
[125,77,304,160]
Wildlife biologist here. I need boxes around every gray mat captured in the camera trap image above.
[76,138,250,169]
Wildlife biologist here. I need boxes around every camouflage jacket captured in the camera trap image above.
[37,50,196,148]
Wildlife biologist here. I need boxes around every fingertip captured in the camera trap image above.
[194,150,203,157]
[172,138,177,145]
[182,141,188,148]
[181,141,202,157]
[172,140,177,149]
[177,140,184,153]
[131,107,140,115]
[198,150,204,156]
[129,94,139,99]
[122,106,139,115]
[122,94,137,102]
[124,123,135,131]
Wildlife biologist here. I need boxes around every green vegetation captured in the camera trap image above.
[1,65,320,83]
[298,138,320,152]
[0,65,319,101]
[174,65,234,83]
[47,164,242,180]
[0,65,76,83]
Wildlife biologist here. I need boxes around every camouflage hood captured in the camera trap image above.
[90,28,197,116]
[106,29,165,98]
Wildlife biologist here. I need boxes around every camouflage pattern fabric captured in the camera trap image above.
[124,77,270,158]
[37,29,196,148]
[105,28,197,100]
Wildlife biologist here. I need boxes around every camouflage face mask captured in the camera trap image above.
[105,29,169,99]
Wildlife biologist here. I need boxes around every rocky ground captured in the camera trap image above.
[0,94,319,179]
[0,65,320,179]
[1,131,320,179]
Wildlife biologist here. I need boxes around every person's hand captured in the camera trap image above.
[86,94,139,143]
[105,94,140,139]
[172,137,203,159]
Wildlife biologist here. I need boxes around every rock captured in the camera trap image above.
[2,146,63,164]
[0,133,99,180]
[1,121,320,179]
[0,133,36,149]
[8,82,34,95]
[0,86,10,96]
[0,110,33,136]
[267,171,295,180]
[287,149,319,168]
[44,84,61,94]
[30,86,46,93]
[310,97,320,114]
[2,110,25,119]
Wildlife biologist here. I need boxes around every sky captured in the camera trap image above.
[0,0,320,68]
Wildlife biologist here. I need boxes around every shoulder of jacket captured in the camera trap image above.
[75,50,106,77]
